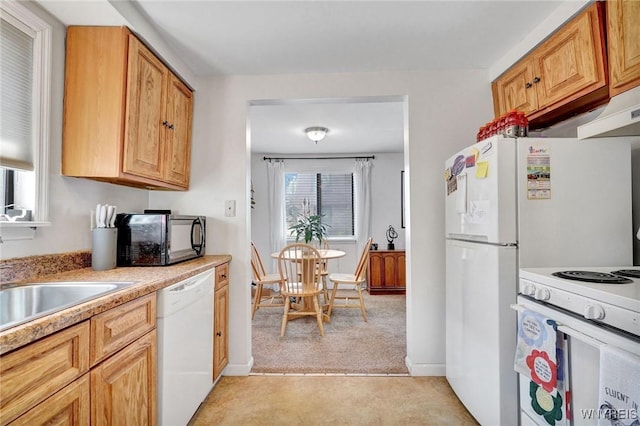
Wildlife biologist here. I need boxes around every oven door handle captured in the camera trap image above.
[510,304,605,348]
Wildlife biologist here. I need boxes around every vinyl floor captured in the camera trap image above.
[189,375,479,425]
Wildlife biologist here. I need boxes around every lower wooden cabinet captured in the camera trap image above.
[213,262,230,382]
[91,330,157,426]
[9,374,90,426]
[0,294,157,426]
[0,321,90,425]
[367,250,406,295]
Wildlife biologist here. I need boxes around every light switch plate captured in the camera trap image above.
[225,200,236,217]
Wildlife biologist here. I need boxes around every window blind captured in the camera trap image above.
[0,16,34,171]
[285,172,354,238]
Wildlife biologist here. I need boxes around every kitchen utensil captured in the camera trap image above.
[98,205,107,228]
[106,205,115,228]
[109,206,117,228]
[95,204,102,228]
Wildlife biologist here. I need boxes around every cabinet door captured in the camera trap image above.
[367,252,384,288]
[10,375,90,426]
[91,330,157,426]
[396,252,406,287]
[163,75,193,187]
[608,0,640,96]
[532,2,606,109]
[213,285,229,382]
[382,253,398,287]
[0,322,90,424]
[494,58,539,116]
[123,35,168,181]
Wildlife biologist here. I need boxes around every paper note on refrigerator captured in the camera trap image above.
[468,200,489,224]
[456,174,467,213]
[476,161,489,178]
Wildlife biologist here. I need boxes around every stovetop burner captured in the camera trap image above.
[611,269,640,279]
[552,270,633,284]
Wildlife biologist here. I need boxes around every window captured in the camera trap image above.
[285,172,354,238]
[0,1,51,231]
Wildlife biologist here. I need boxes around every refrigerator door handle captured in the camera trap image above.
[448,236,517,247]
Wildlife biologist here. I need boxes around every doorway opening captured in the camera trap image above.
[248,95,409,374]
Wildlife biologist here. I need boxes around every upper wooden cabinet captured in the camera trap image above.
[492,3,608,126]
[62,26,193,190]
[493,58,539,116]
[607,0,640,96]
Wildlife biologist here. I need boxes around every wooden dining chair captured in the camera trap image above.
[250,241,284,319]
[318,239,330,303]
[327,237,373,322]
[277,243,325,337]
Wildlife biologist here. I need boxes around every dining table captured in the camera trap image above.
[270,248,346,322]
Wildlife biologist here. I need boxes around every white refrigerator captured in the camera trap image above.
[444,135,632,426]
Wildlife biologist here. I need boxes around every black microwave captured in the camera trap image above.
[115,213,205,266]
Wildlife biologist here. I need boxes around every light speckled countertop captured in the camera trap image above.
[0,254,231,355]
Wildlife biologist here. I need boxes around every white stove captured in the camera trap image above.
[519,266,640,338]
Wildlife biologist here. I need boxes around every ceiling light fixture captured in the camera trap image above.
[305,126,329,144]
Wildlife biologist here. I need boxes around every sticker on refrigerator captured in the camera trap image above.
[446,176,457,195]
[451,155,465,177]
[527,144,551,200]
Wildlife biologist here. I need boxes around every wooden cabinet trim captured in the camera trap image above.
[0,321,90,425]
[90,294,156,366]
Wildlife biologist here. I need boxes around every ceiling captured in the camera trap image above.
[130,0,563,77]
[39,0,568,155]
[250,97,405,155]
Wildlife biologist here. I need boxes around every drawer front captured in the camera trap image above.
[90,294,156,366]
[215,263,229,290]
[0,321,90,425]
[9,374,90,426]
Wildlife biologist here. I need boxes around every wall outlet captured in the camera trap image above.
[225,200,236,217]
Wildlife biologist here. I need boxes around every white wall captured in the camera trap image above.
[1,1,149,260]
[151,70,493,376]
[250,152,405,277]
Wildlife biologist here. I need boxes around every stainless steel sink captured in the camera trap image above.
[0,282,135,331]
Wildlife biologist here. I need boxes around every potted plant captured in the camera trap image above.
[288,198,328,245]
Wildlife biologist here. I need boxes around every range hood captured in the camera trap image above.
[577,86,640,139]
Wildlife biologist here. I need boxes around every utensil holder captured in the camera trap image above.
[92,228,117,271]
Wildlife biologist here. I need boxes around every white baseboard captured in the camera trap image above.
[221,356,254,376]
[405,356,446,376]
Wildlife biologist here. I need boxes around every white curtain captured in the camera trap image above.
[266,160,286,275]
[354,159,372,254]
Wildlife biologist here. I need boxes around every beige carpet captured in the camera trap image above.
[251,292,408,374]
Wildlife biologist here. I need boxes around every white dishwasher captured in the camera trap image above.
[157,269,214,426]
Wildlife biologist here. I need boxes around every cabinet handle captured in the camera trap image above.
[221,274,227,279]
[216,331,222,337]
[533,77,541,83]
[168,124,175,130]
[162,120,168,127]
[525,82,533,89]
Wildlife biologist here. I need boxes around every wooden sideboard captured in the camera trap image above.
[367,250,406,295]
